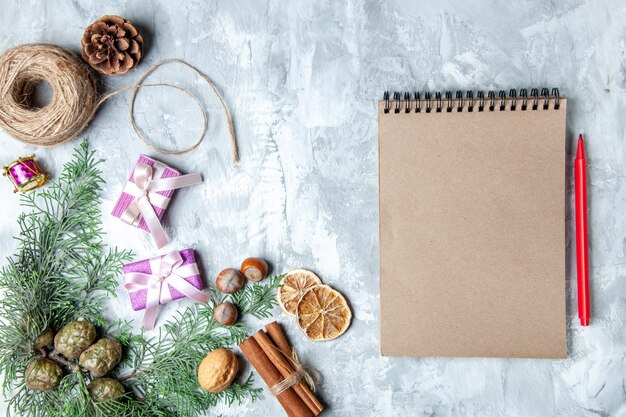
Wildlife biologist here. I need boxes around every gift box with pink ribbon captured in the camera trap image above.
[123,249,210,330]
[111,155,202,248]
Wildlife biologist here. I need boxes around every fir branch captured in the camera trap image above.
[0,141,131,411]
[221,372,262,406]
[117,277,282,417]
[225,274,283,319]
[0,140,280,417]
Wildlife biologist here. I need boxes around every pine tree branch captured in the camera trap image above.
[0,141,278,417]
[0,141,131,414]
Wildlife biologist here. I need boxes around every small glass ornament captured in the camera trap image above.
[3,155,49,193]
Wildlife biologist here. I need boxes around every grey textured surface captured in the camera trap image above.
[0,0,625,416]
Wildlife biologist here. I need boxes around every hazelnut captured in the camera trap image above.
[198,348,239,393]
[215,268,245,294]
[240,257,268,282]
[213,302,238,326]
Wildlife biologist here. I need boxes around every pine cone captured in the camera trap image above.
[81,15,143,75]
[25,358,63,392]
[88,377,125,402]
[54,321,97,359]
[33,328,55,350]
[79,338,122,377]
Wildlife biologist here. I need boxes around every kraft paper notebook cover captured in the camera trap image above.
[379,89,567,358]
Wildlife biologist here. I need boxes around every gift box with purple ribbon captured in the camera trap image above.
[111,155,202,248]
[123,249,209,330]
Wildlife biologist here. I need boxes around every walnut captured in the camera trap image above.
[197,348,238,393]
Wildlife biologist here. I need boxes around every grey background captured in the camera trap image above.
[0,0,625,416]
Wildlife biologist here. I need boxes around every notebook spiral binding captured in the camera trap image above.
[383,88,560,114]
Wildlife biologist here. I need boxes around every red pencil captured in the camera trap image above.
[575,134,590,326]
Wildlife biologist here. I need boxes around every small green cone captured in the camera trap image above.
[25,358,63,392]
[88,378,125,402]
[53,321,97,359]
[79,338,122,377]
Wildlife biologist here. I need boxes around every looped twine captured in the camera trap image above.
[0,44,239,165]
[268,347,320,397]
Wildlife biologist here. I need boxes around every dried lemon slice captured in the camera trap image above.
[277,269,322,317]
[296,285,351,341]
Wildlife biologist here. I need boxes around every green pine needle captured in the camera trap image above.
[116,276,283,417]
[0,141,280,417]
[225,274,284,320]
[0,141,133,397]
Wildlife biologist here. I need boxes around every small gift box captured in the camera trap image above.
[112,155,202,248]
[123,249,209,330]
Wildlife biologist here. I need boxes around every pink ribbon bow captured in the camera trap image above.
[120,163,202,248]
[123,251,210,330]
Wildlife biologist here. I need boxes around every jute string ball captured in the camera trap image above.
[0,43,98,147]
[0,43,239,164]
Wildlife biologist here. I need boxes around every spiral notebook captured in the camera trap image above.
[379,89,567,358]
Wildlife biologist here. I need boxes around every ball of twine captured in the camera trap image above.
[0,43,98,147]
[0,43,239,164]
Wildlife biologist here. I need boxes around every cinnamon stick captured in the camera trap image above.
[254,330,323,415]
[265,321,293,354]
[264,322,324,415]
[239,336,313,417]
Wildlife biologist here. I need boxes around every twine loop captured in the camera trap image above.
[0,44,238,165]
[269,347,320,397]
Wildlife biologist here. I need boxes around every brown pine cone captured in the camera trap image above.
[81,15,143,75]
[25,358,63,392]
[88,377,125,402]
[54,321,97,359]
[79,338,122,377]
[33,328,55,350]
